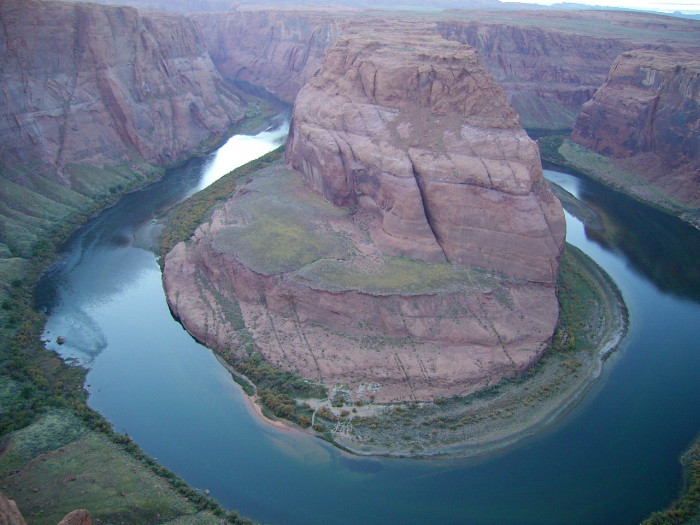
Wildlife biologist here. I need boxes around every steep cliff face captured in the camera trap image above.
[0,0,245,176]
[164,24,565,403]
[193,9,698,132]
[286,22,565,283]
[435,21,630,130]
[571,48,700,208]
[193,10,343,103]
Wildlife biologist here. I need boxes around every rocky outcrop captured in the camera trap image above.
[164,166,561,403]
[164,23,565,403]
[192,10,343,103]
[286,22,565,283]
[0,492,26,525]
[57,510,93,525]
[571,48,700,208]
[0,0,245,177]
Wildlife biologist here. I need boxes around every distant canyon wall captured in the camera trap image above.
[434,21,629,130]
[0,0,245,179]
[571,48,700,208]
[192,10,343,103]
[192,9,693,131]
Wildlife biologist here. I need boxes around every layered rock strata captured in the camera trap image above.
[164,24,565,403]
[193,9,698,130]
[192,10,343,103]
[571,48,700,208]
[0,0,245,176]
[286,23,566,283]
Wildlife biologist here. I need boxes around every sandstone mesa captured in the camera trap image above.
[164,23,566,404]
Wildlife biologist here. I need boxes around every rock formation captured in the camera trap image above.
[571,48,700,208]
[57,509,93,525]
[0,492,26,525]
[164,23,566,403]
[286,22,565,283]
[0,0,245,176]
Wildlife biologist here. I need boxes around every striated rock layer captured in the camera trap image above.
[571,48,700,208]
[286,23,566,283]
[0,0,245,177]
[164,24,565,403]
[193,9,699,131]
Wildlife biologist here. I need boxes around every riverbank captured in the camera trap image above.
[296,244,628,457]
[538,136,700,231]
[0,102,284,523]
[210,243,627,459]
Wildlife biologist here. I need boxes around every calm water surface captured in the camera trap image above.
[37,129,700,524]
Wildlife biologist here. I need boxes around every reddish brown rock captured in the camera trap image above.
[164,24,564,403]
[164,166,560,403]
[0,0,245,177]
[571,48,700,208]
[193,9,698,131]
[57,509,93,525]
[0,492,27,525]
[193,10,343,103]
[286,22,565,283]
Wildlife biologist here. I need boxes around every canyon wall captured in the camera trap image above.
[0,0,246,177]
[571,48,700,208]
[192,10,343,103]
[434,20,629,130]
[193,9,698,131]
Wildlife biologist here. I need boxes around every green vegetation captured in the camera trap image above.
[538,136,699,228]
[644,435,700,525]
[295,255,496,295]
[158,147,286,262]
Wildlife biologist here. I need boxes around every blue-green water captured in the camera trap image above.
[37,128,700,524]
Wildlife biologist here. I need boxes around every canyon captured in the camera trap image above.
[163,22,566,403]
[0,1,699,521]
[0,0,246,174]
[193,9,699,131]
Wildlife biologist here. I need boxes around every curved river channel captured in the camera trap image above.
[37,120,700,524]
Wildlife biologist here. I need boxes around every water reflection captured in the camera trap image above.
[37,119,289,364]
[546,170,700,302]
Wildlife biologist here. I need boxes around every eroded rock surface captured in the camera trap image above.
[286,23,566,283]
[571,48,700,208]
[0,0,245,176]
[164,24,565,403]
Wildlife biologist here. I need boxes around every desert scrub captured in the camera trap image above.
[158,147,286,262]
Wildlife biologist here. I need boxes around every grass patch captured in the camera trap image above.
[158,147,285,262]
[295,255,496,295]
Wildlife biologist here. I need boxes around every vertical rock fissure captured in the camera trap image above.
[409,157,448,262]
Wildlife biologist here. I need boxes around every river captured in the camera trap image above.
[36,121,700,524]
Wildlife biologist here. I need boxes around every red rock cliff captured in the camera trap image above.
[286,22,565,283]
[163,23,565,403]
[571,49,699,207]
[0,0,245,176]
[193,10,343,103]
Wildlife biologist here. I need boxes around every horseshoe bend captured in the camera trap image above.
[161,22,618,454]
